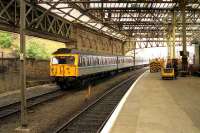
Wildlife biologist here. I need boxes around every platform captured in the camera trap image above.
[102,71,200,133]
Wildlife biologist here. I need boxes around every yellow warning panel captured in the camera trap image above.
[50,64,77,77]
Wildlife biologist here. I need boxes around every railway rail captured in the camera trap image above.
[0,68,143,119]
[0,89,66,118]
[54,69,145,133]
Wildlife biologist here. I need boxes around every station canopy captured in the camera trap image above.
[37,0,200,48]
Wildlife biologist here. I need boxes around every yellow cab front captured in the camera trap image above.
[50,54,79,77]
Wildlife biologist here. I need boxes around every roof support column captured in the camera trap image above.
[194,44,200,64]
[170,37,174,59]
[172,11,176,59]
[133,41,136,66]
[19,0,28,128]
[122,42,125,56]
[181,0,188,70]
[111,38,114,55]
[167,37,171,59]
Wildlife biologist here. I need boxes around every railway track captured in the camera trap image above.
[0,89,67,118]
[54,69,145,133]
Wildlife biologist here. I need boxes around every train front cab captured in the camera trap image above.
[50,54,79,87]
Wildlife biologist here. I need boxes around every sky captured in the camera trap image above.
[127,45,195,64]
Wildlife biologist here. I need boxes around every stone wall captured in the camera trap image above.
[123,38,136,55]
[68,24,124,55]
[0,58,50,93]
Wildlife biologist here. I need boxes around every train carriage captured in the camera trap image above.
[78,55,118,76]
[117,56,134,70]
[50,48,138,89]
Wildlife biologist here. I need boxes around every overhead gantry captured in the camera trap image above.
[36,0,200,48]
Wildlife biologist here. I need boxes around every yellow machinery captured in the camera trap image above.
[161,68,175,79]
[161,59,177,80]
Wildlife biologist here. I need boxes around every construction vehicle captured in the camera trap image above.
[161,59,178,80]
[161,68,175,79]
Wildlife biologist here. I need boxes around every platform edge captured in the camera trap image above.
[100,71,147,133]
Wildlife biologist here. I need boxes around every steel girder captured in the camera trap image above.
[136,40,192,49]
[0,0,198,49]
[0,0,73,43]
[37,0,200,47]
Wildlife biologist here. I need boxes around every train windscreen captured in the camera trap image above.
[51,56,75,65]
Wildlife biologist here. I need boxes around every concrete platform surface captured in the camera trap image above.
[0,84,59,108]
[102,71,200,133]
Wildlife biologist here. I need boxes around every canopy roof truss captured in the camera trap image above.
[37,0,200,48]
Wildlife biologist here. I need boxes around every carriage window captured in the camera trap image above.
[82,58,86,66]
[87,58,90,66]
[52,56,75,65]
[99,57,101,65]
[94,57,97,65]
[79,57,82,66]
[89,57,92,66]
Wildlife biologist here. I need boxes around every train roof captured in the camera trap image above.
[52,48,77,54]
[53,48,99,55]
[52,48,134,58]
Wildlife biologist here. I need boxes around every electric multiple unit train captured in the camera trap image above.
[50,48,146,89]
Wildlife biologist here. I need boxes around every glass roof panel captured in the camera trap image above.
[39,3,51,9]
[88,22,97,26]
[56,3,69,8]
[102,27,108,32]
[79,15,90,22]
[51,9,62,14]
[69,9,82,18]
[95,23,103,29]
[64,15,75,21]
[60,8,72,13]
